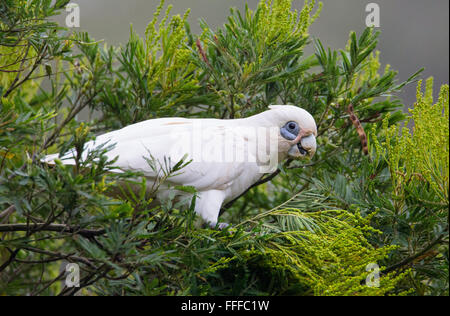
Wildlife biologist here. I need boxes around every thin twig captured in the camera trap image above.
[0,205,16,222]
[0,223,106,237]
[3,42,48,98]
[383,228,449,274]
[23,246,98,269]
[2,42,31,97]
[0,248,21,273]
[32,269,66,296]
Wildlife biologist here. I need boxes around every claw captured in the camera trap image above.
[217,222,230,230]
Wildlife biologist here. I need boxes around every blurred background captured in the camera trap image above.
[56,0,449,110]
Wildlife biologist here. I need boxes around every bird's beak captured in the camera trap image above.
[288,134,316,159]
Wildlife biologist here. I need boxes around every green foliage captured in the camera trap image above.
[0,0,70,97]
[201,209,407,296]
[86,208,407,296]
[95,1,206,128]
[0,0,447,296]
[192,0,321,118]
[368,79,449,295]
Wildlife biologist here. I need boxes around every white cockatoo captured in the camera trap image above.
[44,105,317,228]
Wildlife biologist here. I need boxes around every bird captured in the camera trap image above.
[43,105,317,228]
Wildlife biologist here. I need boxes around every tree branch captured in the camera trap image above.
[0,205,16,222]
[383,228,449,274]
[23,246,98,270]
[0,223,106,237]
[0,248,21,273]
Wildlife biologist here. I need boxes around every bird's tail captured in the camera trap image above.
[41,153,60,165]
[41,153,77,165]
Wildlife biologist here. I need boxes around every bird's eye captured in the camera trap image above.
[288,122,297,130]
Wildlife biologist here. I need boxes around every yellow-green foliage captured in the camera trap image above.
[0,0,50,99]
[143,0,197,103]
[256,0,322,44]
[407,79,449,202]
[371,78,449,207]
[0,2,32,88]
[201,209,408,296]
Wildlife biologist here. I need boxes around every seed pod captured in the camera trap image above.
[347,103,368,155]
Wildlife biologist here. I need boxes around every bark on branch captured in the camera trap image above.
[347,103,369,155]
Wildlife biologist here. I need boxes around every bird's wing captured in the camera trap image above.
[43,117,191,168]
[43,118,251,192]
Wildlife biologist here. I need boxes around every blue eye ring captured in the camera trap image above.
[281,121,299,140]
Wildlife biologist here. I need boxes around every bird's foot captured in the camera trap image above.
[217,222,230,230]
[206,221,230,231]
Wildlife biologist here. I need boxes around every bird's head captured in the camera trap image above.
[266,105,317,160]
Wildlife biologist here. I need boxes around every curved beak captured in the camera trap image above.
[288,134,316,159]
